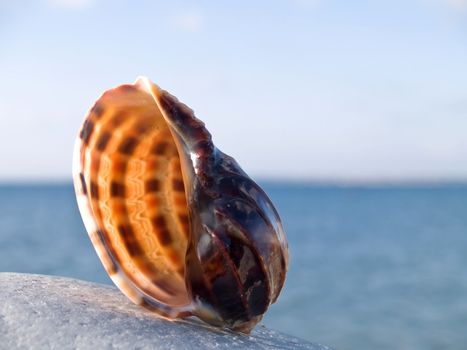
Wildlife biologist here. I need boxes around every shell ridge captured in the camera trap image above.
[206,228,253,323]
[213,203,273,302]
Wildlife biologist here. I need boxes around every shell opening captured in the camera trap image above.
[75,79,192,309]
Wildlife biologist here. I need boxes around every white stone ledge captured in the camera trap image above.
[0,273,333,350]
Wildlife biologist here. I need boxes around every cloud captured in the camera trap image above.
[422,0,467,11]
[46,0,94,10]
[169,11,204,32]
[443,0,467,10]
[289,0,322,7]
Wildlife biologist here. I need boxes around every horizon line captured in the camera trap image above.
[1,177,467,188]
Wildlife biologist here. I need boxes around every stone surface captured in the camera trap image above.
[0,273,332,350]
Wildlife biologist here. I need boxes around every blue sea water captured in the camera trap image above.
[0,183,466,350]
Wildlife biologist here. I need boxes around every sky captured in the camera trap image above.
[0,0,466,182]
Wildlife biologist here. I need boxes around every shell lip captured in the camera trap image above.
[139,77,206,199]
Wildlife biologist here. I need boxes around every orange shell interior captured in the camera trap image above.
[79,82,190,307]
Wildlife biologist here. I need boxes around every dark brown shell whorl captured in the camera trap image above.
[73,77,289,333]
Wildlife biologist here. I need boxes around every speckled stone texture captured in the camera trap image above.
[0,273,332,350]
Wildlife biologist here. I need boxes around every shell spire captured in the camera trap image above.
[73,77,289,333]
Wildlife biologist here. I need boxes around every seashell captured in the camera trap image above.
[72,77,289,333]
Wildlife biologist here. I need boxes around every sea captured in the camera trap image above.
[1,182,466,350]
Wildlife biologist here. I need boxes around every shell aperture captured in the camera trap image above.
[73,77,289,333]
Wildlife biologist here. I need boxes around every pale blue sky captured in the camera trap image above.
[1,0,466,182]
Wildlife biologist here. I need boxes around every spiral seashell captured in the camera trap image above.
[72,77,289,333]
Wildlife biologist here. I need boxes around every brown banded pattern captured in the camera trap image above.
[74,81,191,309]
